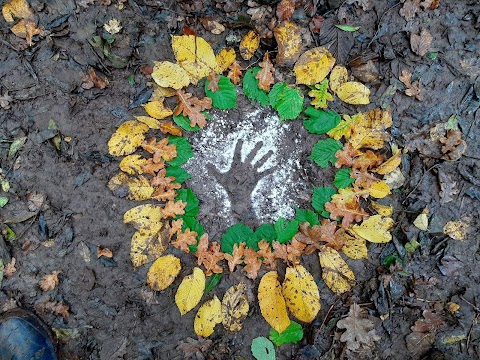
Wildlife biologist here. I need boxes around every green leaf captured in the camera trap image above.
[4,225,15,241]
[173,114,201,132]
[8,136,27,158]
[165,166,191,184]
[335,24,360,32]
[243,67,270,106]
[309,138,343,168]
[334,168,355,189]
[167,136,194,166]
[127,75,135,86]
[269,82,304,121]
[445,115,459,131]
[251,337,276,360]
[182,216,204,253]
[221,223,256,254]
[205,75,237,109]
[274,217,299,244]
[205,273,223,294]
[295,209,320,226]
[175,189,199,218]
[0,196,8,208]
[269,321,304,346]
[255,224,277,244]
[312,186,336,218]
[308,79,333,109]
[303,107,341,135]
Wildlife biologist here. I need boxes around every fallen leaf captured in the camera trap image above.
[195,234,224,276]
[327,113,362,140]
[88,68,108,89]
[239,30,260,60]
[443,220,468,241]
[2,0,33,23]
[227,60,243,85]
[216,47,236,73]
[257,240,277,269]
[200,18,225,35]
[177,337,212,359]
[251,337,276,360]
[258,271,291,333]
[348,108,393,150]
[400,0,421,21]
[108,173,154,201]
[222,282,250,332]
[174,90,212,128]
[341,233,368,260]
[107,120,149,156]
[206,71,221,92]
[371,201,393,217]
[410,29,432,56]
[143,100,174,120]
[413,209,429,231]
[335,81,370,105]
[243,247,262,279]
[35,301,69,318]
[351,215,394,243]
[256,53,275,91]
[282,265,320,323]
[39,271,61,291]
[158,121,182,137]
[104,18,122,34]
[308,79,333,109]
[171,228,197,253]
[3,258,16,277]
[375,149,402,175]
[294,47,335,85]
[119,155,147,175]
[399,69,423,101]
[97,246,113,258]
[275,21,303,67]
[161,200,186,218]
[147,254,181,291]
[368,181,391,199]
[151,61,191,90]
[337,303,380,351]
[276,0,296,21]
[224,242,245,272]
[318,245,355,295]
[325,188,368,227]
[194,295,222,337]
[10,19,42,46]
[175,267,205,315]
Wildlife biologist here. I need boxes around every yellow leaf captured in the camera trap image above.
[342,234,368,260]
[151,84,176,100]
[107,120,149,156]
[351,215,394,243]
[239,30,260,61]
[222,282,250,332]
[349,108,393,150]
[274,21,303,67]
[329,65,348,92]
[147,254,181,291]
[143,100,173,120]
[107,173,154,201]
[194,295,222,338]
[2,0,33,22]
[258,271,291,333]
[175,267,206,316]
[216,47,236,73]
[151,61,190,90]
[120,155,147,175]
[413,209,429,231]
[124,204,163,228]
[375,149,402,175]
[134,116,161,129]
[172,35,218,84]
[371,201,393,217]
[282,265,320,323]
[369,181,391,199]
[327,113,362,140]
[294,47,335,85]
[335,82,370,105]
[443,220,468,241]
[318,246,355,295]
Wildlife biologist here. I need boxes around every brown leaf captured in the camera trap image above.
[242,248,262,280]
[256,53,275,91]
[159,121,182,137]
[295,220,341,251]
[39,271,61,291]
[399,69,423,101]
[276,0,296,21]
[421,0,439,10]
[176,337,213,359]
[410,29,432,56]
[207,71,221,92]
[227,60,242,85]
[169,219,184,238]
[142,158,165,176]
[161,200,186,219]
[406,310,443,357]
[336,303,380,351]
[411,310,444,333]
[172,228,198,253]
[310,15,324,34]
[399,0,421,21]
[196,234,224,276]
[439,130,462,153]
[325,190,368,227]
[3,257,16,277]
[224,242,245,272]
[35,301,69,318]
[174,90,212,128]
[88,68,108,89]
[141,138,177,163]
[97,246,113,258]
[257,240,276,270]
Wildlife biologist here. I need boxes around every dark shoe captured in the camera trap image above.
[0,308,57,360]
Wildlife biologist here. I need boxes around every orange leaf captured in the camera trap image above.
[243,248,262,280]
[224,242,246,272]
[295,219,340,251]
[89,67,108,89]
[142,158,165,176]
[161,200,186,218]
[39,271,61,291]
[97,246,113,258]
[325,189,368,227]
[35,301,69,318]
[172,228,198,253]
[207,71,221,92]
[196,234,224,276]
[227,60,242,85]
[159,121,182,137]
[256,53,275,91]
[257,240,276,270]
[142,138,177,162]
[169,219,184,238]
[175,90,212,128]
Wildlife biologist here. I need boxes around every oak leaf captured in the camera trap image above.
[256,53,275,91]
[39,271,61,291]
[161,200,186,219]
[207,71,221,92]
[257,240,276,270]
[337,303,380,351]
[172,228,198,253]
[224,242,245,272]
[196,234,224,276]
[227,60,242,85]
[35,301,69,318]
[399,69,423,101]
[142,158,165,176]
[141,137,177,163]
[325,188,368,227]
[158,121,182,137]
[174,90,212,128]
[243,248,262,280]
[295,219,341,251]
[10,18,42,46]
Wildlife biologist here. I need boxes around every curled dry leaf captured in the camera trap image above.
[97,246,113,258]
[258,271,291,333]
[275,21,303,67]
[175,267,205,316]
[39,271,61,291]
[410,29,432,56]
[147,254,181,291]
[222,282,249,332]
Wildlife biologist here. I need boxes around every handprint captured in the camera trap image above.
[207,139,277,226]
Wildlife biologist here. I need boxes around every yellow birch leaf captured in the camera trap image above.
[369,181,391,199]
[222,282,249,332]
[134,115,161,129]
[151,61,190,90]
[258,271,291,333]
[120,155,147,175]
[375,149,402,175]
[282,265,320,323]
[172,35,218,84]
[151,84,176,100]
[318,246,355,295]
[327,113,362,140]
[349,108,393,150]
[175,267,206,316]
[351,215,394,243]
[329,65,349,92]
[371,201,393,217]
[239,30,260,61]
[107,173,154,201]
[294,47,335,85]
[130,223,167,268]
[147,254,181,291]
[275,21,303,67]
[335,82,370,105]
[124,204,163,228]
[108,120,149,156]
[342,235,368,260]
[413,212,429,231]
[216,47,236,73]
[2,0,33,22]
[143,100,173,120]
[443,220,468,241]
[194,295,222,338]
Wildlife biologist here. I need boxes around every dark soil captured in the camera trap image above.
[1,0,479,359]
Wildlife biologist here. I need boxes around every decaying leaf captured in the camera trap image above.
[294,47,335,85]
[177,337,213,359]
[151,61,191,90]
[195,234,224,276]
[329,65,349,92]
[174,90,212,128]
[258,271,291,333]
[104,19,122,34]
[275,21,303,67]
[2,0,33,22]
[224,242,246,273]
[276,0,296,21]
[406,310,444,358]
[371,201,393,217]
[107,121,149,156]
[399,69,423,101]
[227,60,243,85]
[39,271,61,291]
[200,18,225,35]
[243,248,262,279]
[256,53,275,91]
[351,215,394,243]
[222,282,250,332]
[239,30,260,61]
[308,79,333,109]
[341,233,368,260]
[443,220,468,241]
[410,29,432,56]
[282,265,320,323]
[318,246,355,295]
[147,254,181,291]
[348,108,393,150]
[35,301,69,318]
[194,295,222,337]
[108,173,154,201]
[175,267,206,315]
[216,47,236,73]
[129,223,168,268]
[368,181,391,199]
[413,209,429,231]
[337,303,380,351]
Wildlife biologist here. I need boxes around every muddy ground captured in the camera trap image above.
[1,0,479,359]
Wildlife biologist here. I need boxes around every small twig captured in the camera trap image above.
[402,163,441,204]
[460,296,480,313]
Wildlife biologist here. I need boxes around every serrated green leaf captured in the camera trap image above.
[205,75,237,109]
[0,196,8,208]
[274,217,299,244]
[309,138,343,168]
[251,337,276,360]
[269,82,304,121]
[243,67,270,106]
[269,321,304,346]
[221,223,257,254]
[165,166,191,184]
[312,186,336,218]
[175,188,199,218]
[335,24,360,32]
[255,223,277,243]
[295,209,320,226]
[173,114,201,132]
[334,168,355,189]
[308,79,333,109]
[205,273,223,294]
[167,136,194,166]
[303,107,341,135]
